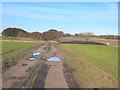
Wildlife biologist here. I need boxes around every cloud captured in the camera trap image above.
[2,2,118,35]
[2,2,118,25]
[2,5,72,22]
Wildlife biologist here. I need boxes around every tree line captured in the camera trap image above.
[2,27,119,41]
[97,35,120,40]
[2,28,65,41]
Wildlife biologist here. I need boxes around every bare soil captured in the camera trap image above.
[61,41,107,46]
[33,43,70,88]
[2,43,78,88]
[2,44,45,88]
[60,38,119,46]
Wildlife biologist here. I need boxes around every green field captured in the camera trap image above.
[61,44,118,78]
[58,44,118,88]
[1,37,20,40]
[1,37,36,41]
[2,41,43,68]
[2,42,42,53]
[92,37,120,41]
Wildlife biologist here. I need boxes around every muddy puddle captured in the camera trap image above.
[32,52,41,56]
[27,56,61,62]
[47,57,61,61]
[27,57,36,61]
[27,52,41,61]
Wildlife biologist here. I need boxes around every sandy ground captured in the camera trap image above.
[2,43,69,88]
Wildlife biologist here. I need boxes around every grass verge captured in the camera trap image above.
[58,44,118,88]
[2,41,44,69]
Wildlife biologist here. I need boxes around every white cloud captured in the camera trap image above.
[2,6,71,22]
[2,2,118,24]
[2,2,118,35]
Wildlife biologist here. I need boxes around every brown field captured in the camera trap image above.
[60,38,119,47]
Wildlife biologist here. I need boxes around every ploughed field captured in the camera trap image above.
[58,44,118,88]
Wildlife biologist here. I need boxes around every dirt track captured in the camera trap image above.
[33,43,69,88]
[2,43,77,88]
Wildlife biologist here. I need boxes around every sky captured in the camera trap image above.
[1,2,118,35]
